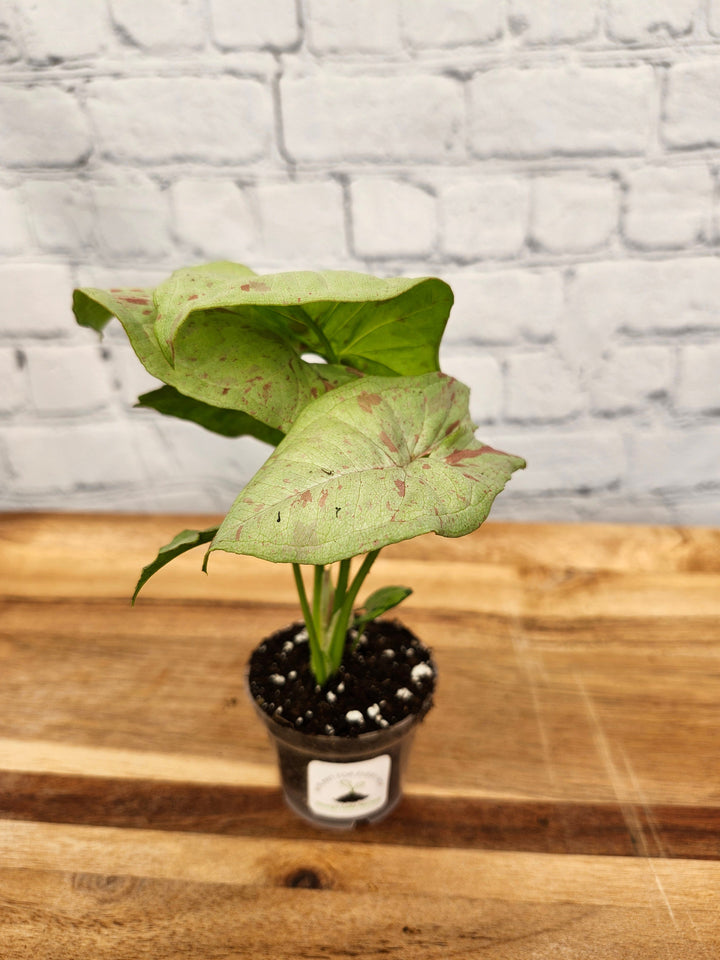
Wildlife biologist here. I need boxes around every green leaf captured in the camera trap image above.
[152,263,453,374]
[353,585,412,632]
[132,526,219,603]
[136,385,284,446]
[210,372,526,566]
[73,264,453,435]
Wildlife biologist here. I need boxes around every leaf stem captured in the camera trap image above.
[333,557,351,614]
[327,549,381,670]
[301,315,339,364]
[293,563,326,684]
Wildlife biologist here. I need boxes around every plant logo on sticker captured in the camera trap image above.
[307,755,391,819]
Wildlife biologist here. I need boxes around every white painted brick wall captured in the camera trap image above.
[351,178,435,259]
[468,66,654,158]
[440,177,529,260]
[1,0,720,526]
[531,174,617,254]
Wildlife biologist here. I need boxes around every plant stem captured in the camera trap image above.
[293,563,326,684]
[312,564,325,637]
[333,557,351,613]
[293,551,382,686]
[301,315,339,364]
[327,549,381,670]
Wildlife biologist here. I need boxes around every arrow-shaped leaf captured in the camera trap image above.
[132,526,219,603]
[73,263,453,437]
[353,585,413,632]
[209,372,526,566]
[136,385,284,445]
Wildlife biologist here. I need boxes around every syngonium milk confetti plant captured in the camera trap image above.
[73,261,525,825]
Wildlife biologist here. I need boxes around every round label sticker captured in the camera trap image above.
[307,754,391,820]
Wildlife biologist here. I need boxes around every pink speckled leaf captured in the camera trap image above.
[73,262,453,436]
[210,373,526,565]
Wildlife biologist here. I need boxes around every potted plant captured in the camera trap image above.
[73,261,525,828]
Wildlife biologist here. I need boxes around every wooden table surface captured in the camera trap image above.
[1,512,719,958]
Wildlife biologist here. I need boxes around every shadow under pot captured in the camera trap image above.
[246,619,436,829]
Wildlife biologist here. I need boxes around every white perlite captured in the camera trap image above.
[411,662,434,684]
[269,674,286,685]
[345,710,364,725]
[395,687,413,701]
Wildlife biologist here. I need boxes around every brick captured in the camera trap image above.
[0,348,26,413]
[93,176,171,260]
[110,342,162,406]
[110,0,207,50]
[562,258,720,370]
[496,428,626,492]
[623,166,712,248]
[664,62,720,149]
[607,0,697,42]
[443,270,562,344]
[26,345,112,414]
[710,0,720,36]
[677,343,720,412]
[0,263,74,337]
[17,0,110,61]
[5,422,147,492]
[505,352,582,421]
[508,0,598,43]
[0,12,22,63]
[440,177,529,260]
[668,492,720,526]
[350,178,435,258]
[589,345,675,413]
[627,425,720,491]
[401,0,502,47]
[75,265,170,294]
[469,65,653,158]
[307,0,401,53]
[0,86,90,167]
[438,352,502,422]
[281,72,464,163]
[87,77,271,164]
[532,174,617,253]
[24,180,93,255]
[255,180,347,262]
[171,179,256,262]
[153,418,271,487]
[0,184,31,254]
[210,0,299,49]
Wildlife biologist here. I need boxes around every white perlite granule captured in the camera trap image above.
[345,710,364,725]
[269,674,286,685]
[366,703,381,719]
[395,687,412,700]
[411,662,434,683]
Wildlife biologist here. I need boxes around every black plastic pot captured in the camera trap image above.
[249,687,424,829]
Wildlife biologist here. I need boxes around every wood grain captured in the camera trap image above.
[0,820,718,959]
[1,512,719,956]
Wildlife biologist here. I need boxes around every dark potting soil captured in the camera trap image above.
[247,619,436,738]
